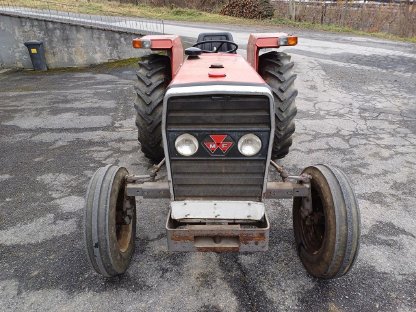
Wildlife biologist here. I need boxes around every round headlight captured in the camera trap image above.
[175,133,199,156]
[238,134,262,156]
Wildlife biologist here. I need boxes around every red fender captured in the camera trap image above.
[133,35,184,78]
[246,33,297,71]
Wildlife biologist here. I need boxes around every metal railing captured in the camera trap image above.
[0,0,164,34]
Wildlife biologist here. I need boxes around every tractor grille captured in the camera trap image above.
[166,94,271,201]
[166,95,270,130]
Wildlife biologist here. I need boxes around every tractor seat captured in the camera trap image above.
[196,32,236,54]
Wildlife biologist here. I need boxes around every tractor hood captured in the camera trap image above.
[169,53,267,87]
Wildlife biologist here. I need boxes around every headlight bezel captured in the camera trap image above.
[237,133,262,157]
[175,133,199,156]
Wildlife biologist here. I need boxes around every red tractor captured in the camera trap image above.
[84,32,360,279]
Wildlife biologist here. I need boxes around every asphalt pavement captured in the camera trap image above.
[0,22,415,312]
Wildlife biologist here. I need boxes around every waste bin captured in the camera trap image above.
[24,40,48,71]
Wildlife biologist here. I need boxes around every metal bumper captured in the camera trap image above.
[126,177,310,253]
[171,200,265,222]
[166,210,269,252]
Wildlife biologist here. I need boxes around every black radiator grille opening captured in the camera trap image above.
[167,95,270,130]
[166,94,271,201]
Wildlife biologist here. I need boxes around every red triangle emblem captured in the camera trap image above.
[210,135,227,144]
[204,141,218,153]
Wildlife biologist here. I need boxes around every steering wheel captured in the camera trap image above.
[192,40,238,53]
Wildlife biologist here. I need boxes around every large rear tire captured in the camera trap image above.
[134,54,171,163]
[293,165,360,279]
[84,165,136,277]
[259,51,298,159]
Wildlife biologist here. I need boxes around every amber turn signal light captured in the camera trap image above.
[287,36,298,46]
[279,36,298,46]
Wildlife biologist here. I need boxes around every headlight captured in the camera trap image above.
[238,134,262,156]
[175,133,199,156]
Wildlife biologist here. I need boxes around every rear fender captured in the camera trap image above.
[133,35,184,78]
[247,33,297,71]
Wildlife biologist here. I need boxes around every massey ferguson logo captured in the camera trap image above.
[203,134,234,155]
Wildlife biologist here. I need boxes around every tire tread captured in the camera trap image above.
[259,51,298,159]
[134,54,171,163]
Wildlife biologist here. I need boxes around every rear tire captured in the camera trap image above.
[134,54,171,163]
[259,51,298,159]
[84,165,136,277]
[293,165,361,279]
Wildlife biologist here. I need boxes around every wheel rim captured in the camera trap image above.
[300,186,326,254]
[115,183,132,253]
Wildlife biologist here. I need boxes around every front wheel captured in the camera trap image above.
[293,165,360,279]
[84,165,136,277]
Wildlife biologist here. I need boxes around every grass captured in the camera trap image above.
[4,0,416,43]
[25,58,140,75]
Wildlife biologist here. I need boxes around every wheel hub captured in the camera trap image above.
[115,184,134,253]
[300,187,325,254]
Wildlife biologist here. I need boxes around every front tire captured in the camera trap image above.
[84,165,136,277]
[259,51,298,159]
[293,165,360,279]
[134,54,171,163]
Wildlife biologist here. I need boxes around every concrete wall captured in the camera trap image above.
[0,13,145,69]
